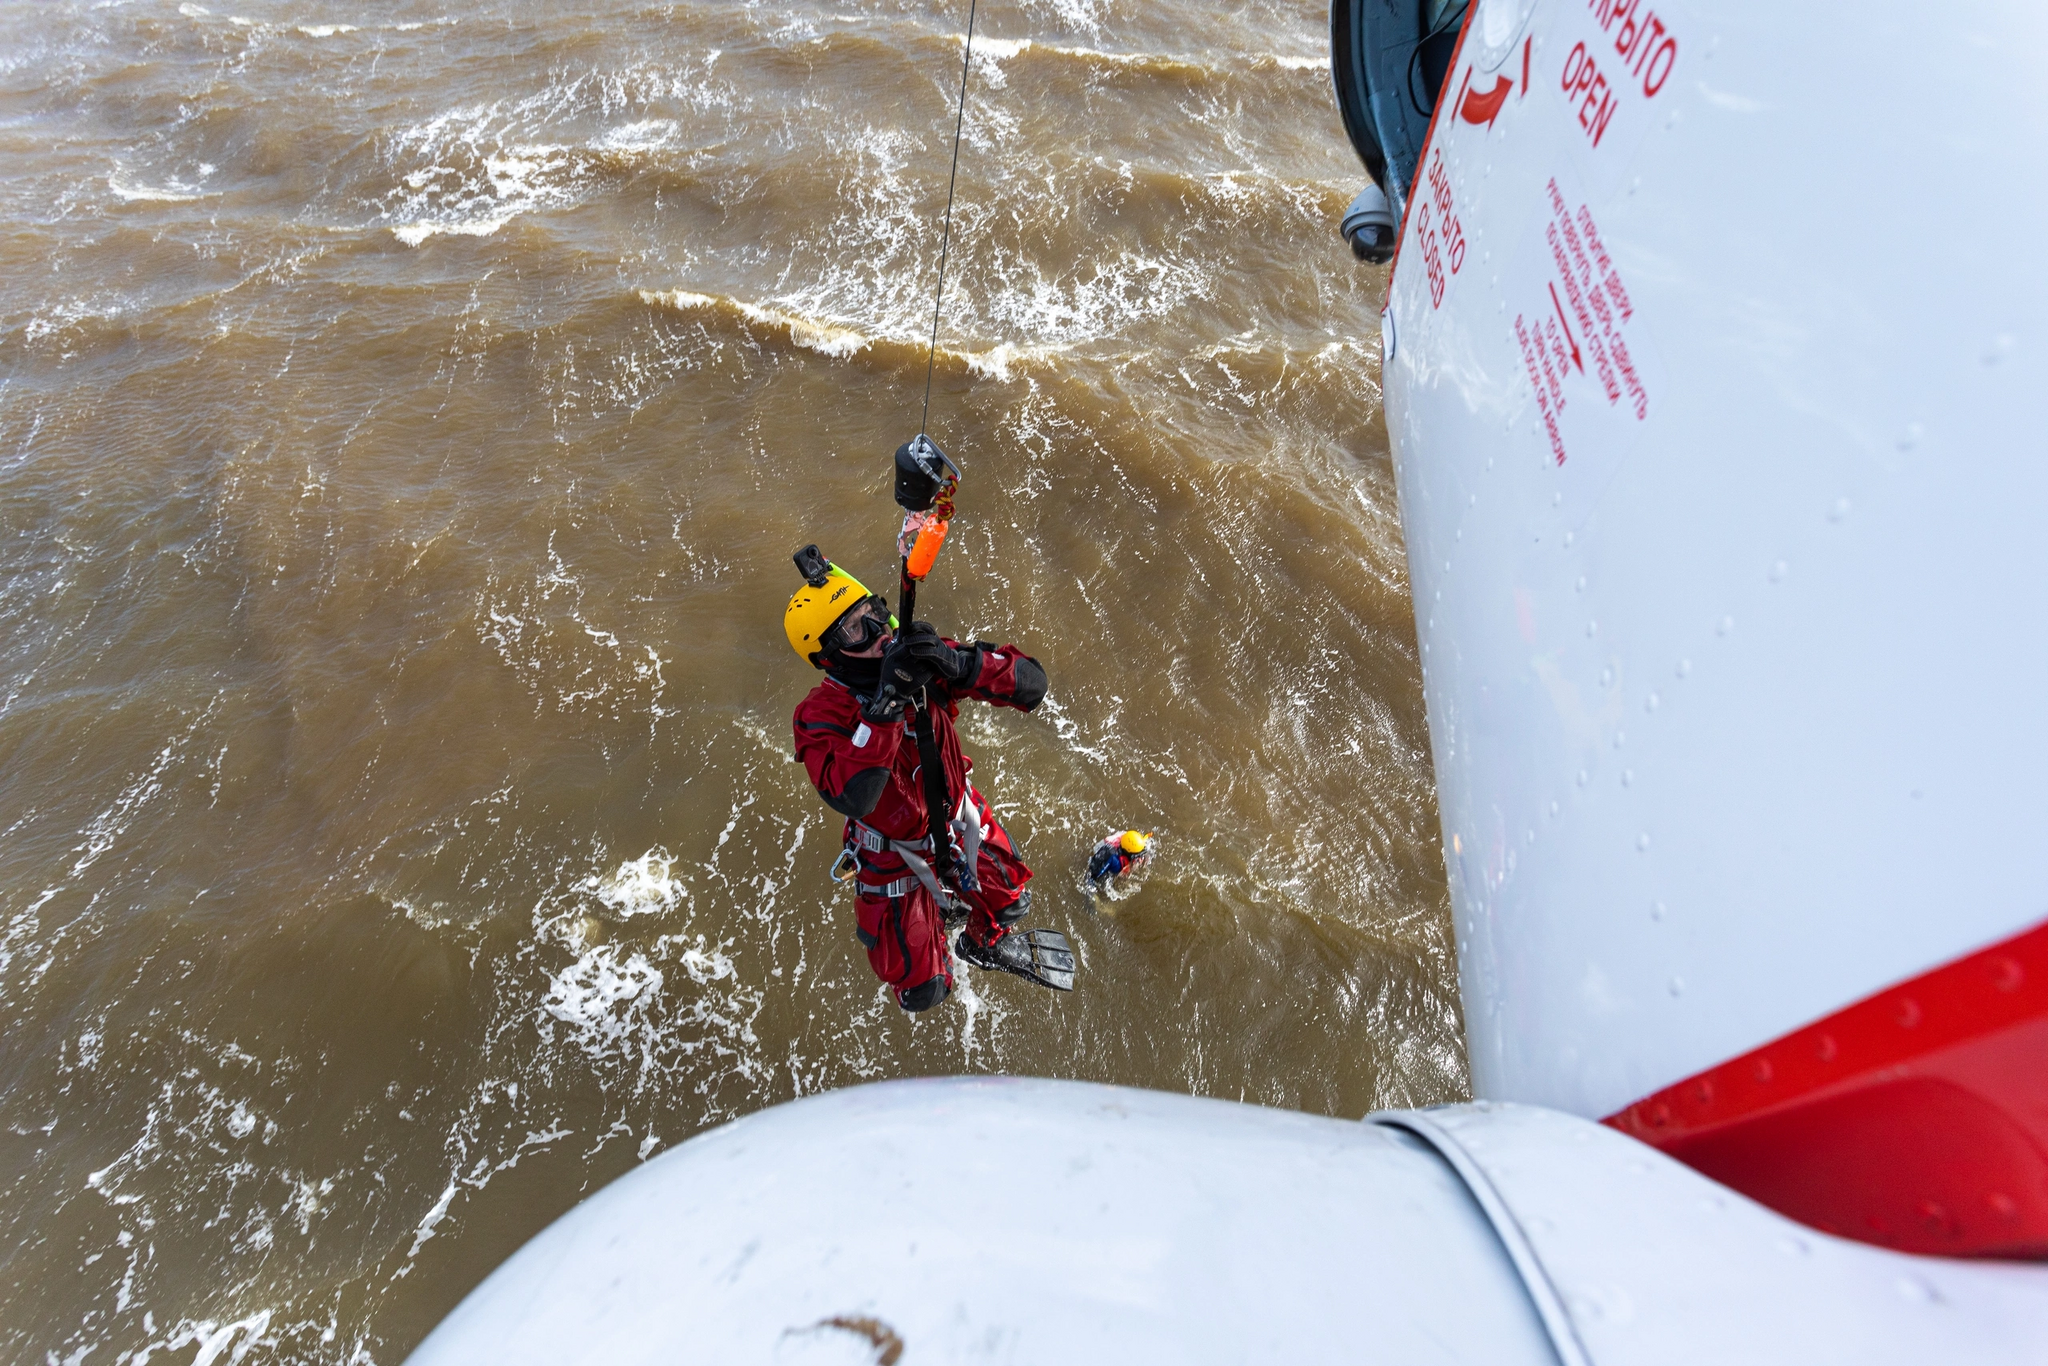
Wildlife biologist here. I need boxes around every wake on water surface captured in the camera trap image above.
[0,0,1459,1360]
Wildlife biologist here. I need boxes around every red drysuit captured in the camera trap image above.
[793,640,1045,1009]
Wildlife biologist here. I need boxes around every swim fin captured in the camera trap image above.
[955,928,1076,992]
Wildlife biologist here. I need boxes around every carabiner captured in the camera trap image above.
[829,846,860,885]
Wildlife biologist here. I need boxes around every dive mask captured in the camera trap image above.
[821,595,893,656]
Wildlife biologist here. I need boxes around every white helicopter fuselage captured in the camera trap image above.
[404,3,2048,1360]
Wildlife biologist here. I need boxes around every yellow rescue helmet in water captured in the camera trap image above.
[784,554,876,667]
[1119,829,1149,854]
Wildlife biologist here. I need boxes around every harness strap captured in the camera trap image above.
[950,789,986,893]
[847,797,989,909]
[889,842,961,911]
[846,821,951,907]
[850,821,933,855]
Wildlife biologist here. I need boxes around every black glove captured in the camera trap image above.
[859,689,908,726]
[875,625,936,696]
[890,621,976,686]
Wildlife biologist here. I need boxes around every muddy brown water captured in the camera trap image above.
[0,0,1463,1359]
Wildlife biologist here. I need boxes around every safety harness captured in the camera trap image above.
[837,788,990,910]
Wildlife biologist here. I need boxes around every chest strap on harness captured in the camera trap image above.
[849,823,932,856]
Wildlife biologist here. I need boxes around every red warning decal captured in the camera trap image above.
[1561,2,1681,152]
[1415,148,1468,310]
[1514,183,1645,465]
[1547,281,1583,373]
[1460,75,1513,129]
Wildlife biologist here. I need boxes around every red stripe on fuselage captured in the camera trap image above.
[1605,917,2048,1259]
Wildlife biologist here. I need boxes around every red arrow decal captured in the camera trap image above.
[1460,75,1513,129]
[1549,281,1584,373]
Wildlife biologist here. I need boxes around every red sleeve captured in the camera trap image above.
[793,686,904,818]
[947,641,1047,713]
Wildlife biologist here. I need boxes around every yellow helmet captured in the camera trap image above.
[1119,830,1150,854]
[785,548,888,667]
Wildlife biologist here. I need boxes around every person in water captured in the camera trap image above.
[1087,829,1153,887]
[785,549,1074,1011]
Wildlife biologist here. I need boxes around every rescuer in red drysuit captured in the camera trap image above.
[788,567,1070,1012]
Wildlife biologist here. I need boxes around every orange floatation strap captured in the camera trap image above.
[898,472,958,582]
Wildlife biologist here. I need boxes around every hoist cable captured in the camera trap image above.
[919,0,980,440]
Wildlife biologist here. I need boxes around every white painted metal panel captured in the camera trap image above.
[1382,0,2048,1115]
[406,1078,1557,1366]
[1376,1103,2048,1364]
